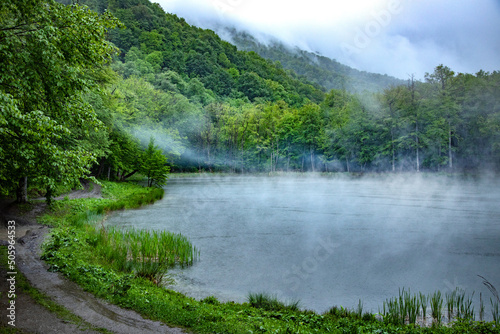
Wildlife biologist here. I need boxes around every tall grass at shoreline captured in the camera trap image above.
[86,225,199,285]
[40,181,165,228]
[41,181,198,286]
[479,275,500,326]
[247,292,301,312]
[430,290,444,324]
[379,287,499,326]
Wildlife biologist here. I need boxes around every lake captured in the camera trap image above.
[105,174,500,314]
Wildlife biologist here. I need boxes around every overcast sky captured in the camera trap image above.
[156,0,500,79]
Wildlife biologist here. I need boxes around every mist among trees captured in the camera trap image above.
[2,0,500,202]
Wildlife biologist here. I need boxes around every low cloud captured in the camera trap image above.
[157,0,500,79]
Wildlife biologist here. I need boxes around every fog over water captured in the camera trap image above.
[106,174,500,313]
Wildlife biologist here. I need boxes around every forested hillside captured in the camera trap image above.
[2,0,500,203]
[220,28,405,93]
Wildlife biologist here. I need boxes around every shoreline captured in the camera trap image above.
[2,179,499,333]
[0,183,185,333]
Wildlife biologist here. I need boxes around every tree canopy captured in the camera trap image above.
[0,0,120,201]
[2,0,500,205]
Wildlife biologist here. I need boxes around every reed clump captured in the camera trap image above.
[379,283,500,326]
[87,225,199,285]
[247,292,301,312]
[430,290,443,324]
[419,292,428,321]
[382,288,421,325]
[380,289,454,325]
[45,182,197,286]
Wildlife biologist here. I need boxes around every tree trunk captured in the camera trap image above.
[275,142,279,172]
[389,104,396,173]
[97,158,104,178]
[437,144,441,172]
[310,148,315,172]
[206,143,211,168]
[391,127,396,172]
[16,177,28,203]
[270,150,274,172]
[45,185,53,206]
[122,170,138,180]
[416,122,420,172]
[409,74,420,173]
[448,121,453,170]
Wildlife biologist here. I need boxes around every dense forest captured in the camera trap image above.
[221,27,405,93]
[1,0,500,203]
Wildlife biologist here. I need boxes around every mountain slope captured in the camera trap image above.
[217,27,405,93]
[57,0,325,105]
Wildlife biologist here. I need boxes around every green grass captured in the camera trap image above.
[381,288,421,325]
[420,292,428,320]
[0,327,25,333]
[84,226,199,285]
[379,288,488,326]
[247,292,301,312]
[35,181,500,334]
[39,181,164,228]
[493,299,500,325]
[446,289,457,321]
[430,290,444,324]
[40,181,194,287]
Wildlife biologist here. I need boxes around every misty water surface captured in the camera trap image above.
[106,174,500,313]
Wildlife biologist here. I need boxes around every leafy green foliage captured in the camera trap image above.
[0,0,120,200]
[227,28,405,93]
[140,137,170,187]
[76,0,325,106]
[4,0,500,208]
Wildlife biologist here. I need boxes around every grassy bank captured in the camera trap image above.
[38,181,499,333]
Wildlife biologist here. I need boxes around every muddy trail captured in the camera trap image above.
[0,184,186,334]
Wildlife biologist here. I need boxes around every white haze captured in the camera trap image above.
[129,126,186,159]
[157,0,500,79]
[105,174,500,314]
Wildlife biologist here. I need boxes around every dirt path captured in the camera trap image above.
[0,184,187,334]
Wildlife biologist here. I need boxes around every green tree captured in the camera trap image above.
[237,72,271,101]
[380,86,408,171]
[107,129,143,181]
[141,137,170,187]
[321,89,355,171]
[425,65,460,169]
[397,75,423,172]
[0,0,120,202]
[297,103,323,171]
